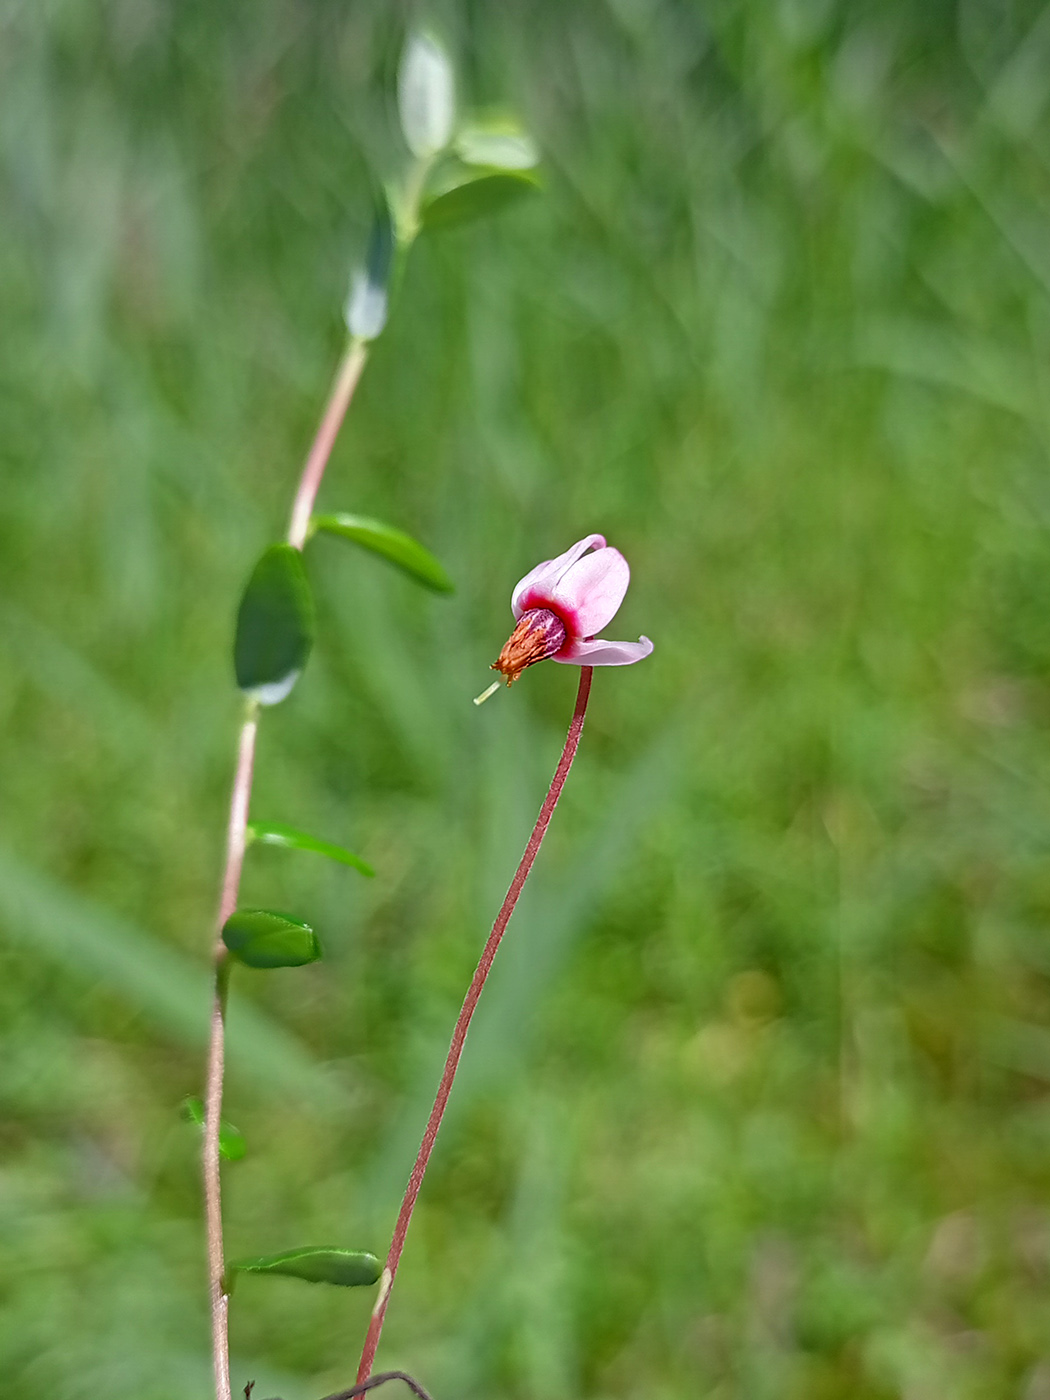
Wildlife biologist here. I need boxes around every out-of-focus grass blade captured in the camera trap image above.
[0,604,155,753]
[311,512,453,592]
[247,820,374,877]
[0,845,341,1104]
[856,316,1036,420]
[364,701,691,1205]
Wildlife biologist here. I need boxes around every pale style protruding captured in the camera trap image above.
[493,533,653,684]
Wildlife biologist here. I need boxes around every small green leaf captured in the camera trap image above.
[228,1247,382,1291]
[247,821,374,878]
[345,197,395,341]
[421,166,540,230]
[233,544,314,704]
[310,513,453,593]
[222,909,321,969]
[181,1096,246,1161]
[454,124,538,171]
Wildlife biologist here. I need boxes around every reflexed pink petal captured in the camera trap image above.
[554,634,653,666]
[511,533,606,618]
[551,547,630,636]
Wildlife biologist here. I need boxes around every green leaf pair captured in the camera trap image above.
[422,116,540,230]
[220,826,370,967]
[394,31,540,231]
[233,521,452,705]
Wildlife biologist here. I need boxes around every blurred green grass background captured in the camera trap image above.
[3,1,1050,1396]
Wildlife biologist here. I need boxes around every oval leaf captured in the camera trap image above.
[234,544,314,704]
[398,31,455,159]
[229,1247,381,1290]
[311,513,453,593]
[222,909,320,969]
[182,1095,246,1161]
[345,197,395,341]
[247,821,375,877]
[454,125,539,170]
[421,168,540,230]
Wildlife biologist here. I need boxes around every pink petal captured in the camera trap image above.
[554,634,654,667]
[550,547,630,637]
[511,533,606,619]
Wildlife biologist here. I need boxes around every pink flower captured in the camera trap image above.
[492,533,654,685]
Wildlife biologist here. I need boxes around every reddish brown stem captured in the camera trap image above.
[204,335,369,1400]
[354,667,594,1385]
[288,338,369,548]
[204,706,258,1400]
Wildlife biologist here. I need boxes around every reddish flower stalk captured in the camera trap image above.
[203,339,369,1400]
[354,666,594,1387]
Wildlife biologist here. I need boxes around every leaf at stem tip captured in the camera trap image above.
[246,821,374,877]
[310,513,453,593]
[420,166,540,231]
[454,122,539,171]
[345,197,394,341]
[227,1247,382,1291]
[181,1095,247,1161]
[398,30,455,159]
[222,909,321,969]
[234,544,314,704]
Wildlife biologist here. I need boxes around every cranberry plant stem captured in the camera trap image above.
[354,666,595,1386]
[204,704,258,1400]
[203,334,369,1400]
[288,337,369,549]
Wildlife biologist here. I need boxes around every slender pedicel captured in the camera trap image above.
[355,533,652,1384]
[287,339,369,550]
[354,667,594,1385]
